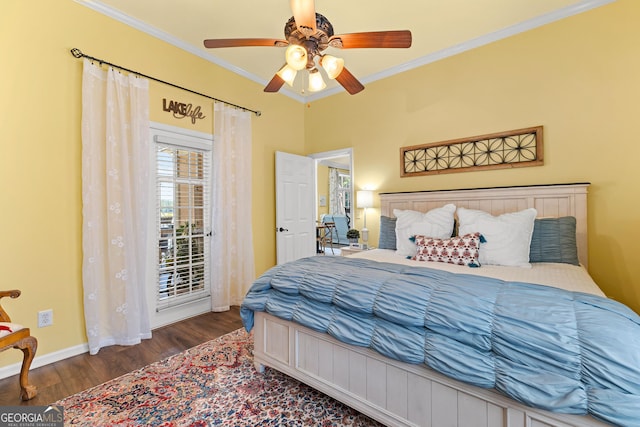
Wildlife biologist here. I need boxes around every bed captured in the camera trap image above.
[241,183,640,427]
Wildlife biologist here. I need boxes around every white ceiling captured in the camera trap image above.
[78,0,614,102]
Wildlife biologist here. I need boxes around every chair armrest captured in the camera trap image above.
[0,290,21,323]
[0,290,21,300]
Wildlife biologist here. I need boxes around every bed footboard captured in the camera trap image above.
[253,312,607,427]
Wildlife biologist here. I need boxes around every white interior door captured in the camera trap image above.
[275,151,315,264]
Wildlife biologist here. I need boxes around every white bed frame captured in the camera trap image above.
[254,183,608,427]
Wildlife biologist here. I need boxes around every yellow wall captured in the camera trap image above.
[0,0,302,366]
[2,0,639,370]
[305,0,640,314]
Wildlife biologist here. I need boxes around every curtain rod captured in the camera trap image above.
[70,48,261,117]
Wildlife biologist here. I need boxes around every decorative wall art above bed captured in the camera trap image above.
[400,126,543,177]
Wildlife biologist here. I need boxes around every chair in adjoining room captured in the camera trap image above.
[320,214,349,245]
[321,221,337,254]
[316,222,337,255]
[0,290,37,400]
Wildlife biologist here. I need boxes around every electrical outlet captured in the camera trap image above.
[38,309,53,328]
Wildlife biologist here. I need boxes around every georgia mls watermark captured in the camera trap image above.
[0,406,63,427]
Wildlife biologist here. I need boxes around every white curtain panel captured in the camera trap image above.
[211,103,255,311]
[329,167,340,214]
[81,59,152,355]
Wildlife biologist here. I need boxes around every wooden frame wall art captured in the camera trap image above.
[400,126,543,177]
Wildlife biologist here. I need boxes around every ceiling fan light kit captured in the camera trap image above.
[320,55,344,80]
[308,68,326,92]
[276,64,298,87]
[285,44,308,70]
[203,0,412,95]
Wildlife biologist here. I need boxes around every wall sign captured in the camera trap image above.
[162,98,206,124]
[400,126,544,177]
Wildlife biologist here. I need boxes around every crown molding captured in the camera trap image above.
[76,0,616,104]
[74,0,306,103]
[306,0,616,102]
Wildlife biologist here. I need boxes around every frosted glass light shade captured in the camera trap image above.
[285,45,307,71]
[276,64,297,86]
[308,69,326,92]
[321,55,344,79]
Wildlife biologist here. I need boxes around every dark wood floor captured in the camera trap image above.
[0,307,243,406]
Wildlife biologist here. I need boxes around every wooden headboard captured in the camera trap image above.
[379,183,590,267]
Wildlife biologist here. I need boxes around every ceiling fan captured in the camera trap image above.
[203,0,412,95]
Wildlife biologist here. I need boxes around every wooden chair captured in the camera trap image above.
[0,290,37,400]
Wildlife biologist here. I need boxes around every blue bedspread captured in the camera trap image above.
[240,256,640,426]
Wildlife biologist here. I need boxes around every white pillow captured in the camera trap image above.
[457,207,537,267]
[394,204,456,257]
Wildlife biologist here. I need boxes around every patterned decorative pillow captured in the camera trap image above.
[411,232,482,267]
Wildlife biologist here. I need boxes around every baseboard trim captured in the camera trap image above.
[0,343,89,380]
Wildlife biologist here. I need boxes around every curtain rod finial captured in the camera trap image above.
[71,48,83,58]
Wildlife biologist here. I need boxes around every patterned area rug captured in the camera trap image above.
[56,328,382,426]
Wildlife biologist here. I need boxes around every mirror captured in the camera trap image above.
[310,148,353,251]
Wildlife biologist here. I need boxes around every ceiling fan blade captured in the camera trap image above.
[290,0,316,34]
[264,74,286,93]
[204,38,288,48]
[329,30,412,49]
[335,67,365,95]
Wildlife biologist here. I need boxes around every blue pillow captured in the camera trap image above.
[378,216,397,250]
[529,217,579,265]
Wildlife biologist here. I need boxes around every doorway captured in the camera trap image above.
[274,149,353,262]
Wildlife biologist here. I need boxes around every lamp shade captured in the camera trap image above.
[276,64,297,86]
[285,44,308,71]
[357,190,373,208]
[308,68,326,92]
[320,55,344,80]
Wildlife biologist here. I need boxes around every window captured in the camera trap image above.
[337,171,351,215]
[155,136,211,312]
